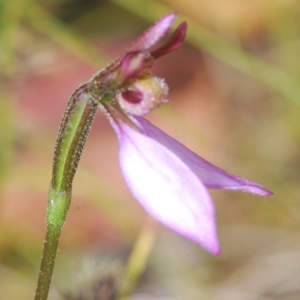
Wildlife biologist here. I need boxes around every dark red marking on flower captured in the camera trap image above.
[151,22,187,59]
[121,90,143,104]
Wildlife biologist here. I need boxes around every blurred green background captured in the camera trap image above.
[1,0,300,299]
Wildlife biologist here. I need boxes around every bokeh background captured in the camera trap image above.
[1,0,300,299]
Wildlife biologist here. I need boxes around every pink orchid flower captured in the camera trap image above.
[95,13,272,255]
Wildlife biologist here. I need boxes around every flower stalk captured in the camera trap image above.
[34,84,98,300]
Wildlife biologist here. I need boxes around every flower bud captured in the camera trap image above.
[117,76,168,116]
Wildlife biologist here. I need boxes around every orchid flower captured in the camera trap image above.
[91,13,272,255]
[35,13,272,300]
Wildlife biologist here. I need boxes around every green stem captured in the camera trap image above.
[34,17,147,297]
[34,84,98,300]
[34,220,62,300]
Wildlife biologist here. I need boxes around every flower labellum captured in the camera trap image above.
[93,13,272,254]
[117,76,168,116]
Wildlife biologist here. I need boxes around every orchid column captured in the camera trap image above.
[34,13,271,300]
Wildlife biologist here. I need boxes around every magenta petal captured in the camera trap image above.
[133,117,272,196]
[118,122,220,254]
[151,22,188,59]
[130,13,177,52]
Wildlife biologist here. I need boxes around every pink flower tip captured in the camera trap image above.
[130,13,177,52]
[151,21,188,59]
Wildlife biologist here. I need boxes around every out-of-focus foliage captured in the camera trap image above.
[1,0,300,299]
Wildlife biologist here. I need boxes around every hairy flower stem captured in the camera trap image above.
[34,84,97,300]
[34,220,62,300]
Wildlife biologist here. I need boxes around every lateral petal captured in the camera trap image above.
[133,117,272,196]
[118,121,220,254]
